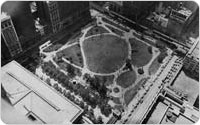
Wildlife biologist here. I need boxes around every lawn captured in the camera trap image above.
[124,77,148,106]
[85,26,109,37]
[56,44,83,67]
[116,71,137,88]
[111,96,121,104]
[149,56,161,75]
[129,38,153,67]
[83,34,128,73]
[105,24,124,36]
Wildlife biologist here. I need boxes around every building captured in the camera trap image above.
[1,12,22,58]
[2,1,37,48]
[1,61,83,124]
[36,1,91,33]
[122,1,157,22]
[183,38,199,80]
[105,1,123,14]
[145,1,198,40]
[143,94,199,124]
[170,8,192,23]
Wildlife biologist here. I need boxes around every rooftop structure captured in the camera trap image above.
[1,61,83,124]
[1,12,10,22]
[170,7,192,23]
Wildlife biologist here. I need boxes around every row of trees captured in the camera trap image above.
[52,83,103,124]
[41,61,112,118]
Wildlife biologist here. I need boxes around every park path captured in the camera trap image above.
[39,10,163,117]
[40,12,131,78]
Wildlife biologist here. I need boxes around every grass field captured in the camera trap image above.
[112,97,121,104]
[116,71,137,88]
[85,26,109,37]
[57,44,83,67]
[124,78,148,106]
[129,38,153,67]
[83,34,128,73]
[149,56,161,75]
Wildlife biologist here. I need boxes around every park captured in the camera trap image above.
[36,12,166,123]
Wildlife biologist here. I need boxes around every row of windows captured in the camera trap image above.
[1,21,12,29]
[48,2,58,11]
[2,28,18,44]
[51,10,60,23]
[52,23,60,33]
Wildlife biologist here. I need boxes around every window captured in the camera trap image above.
[1,25,4,29]
[7,22,11,26]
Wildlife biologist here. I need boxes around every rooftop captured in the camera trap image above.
[1,12,10,22]
[1,61,83,124]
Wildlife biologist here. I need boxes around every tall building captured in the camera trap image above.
[36,1,91,33]
[106,1,123,14]
[1,13,22,57]
[1,61,83,124]
[122,1,157,22]
[2,1,37,48]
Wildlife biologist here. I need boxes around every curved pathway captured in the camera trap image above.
[39,12,161,111]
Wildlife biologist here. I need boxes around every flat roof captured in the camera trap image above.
[147,102,168,124]
[1,61,83,124]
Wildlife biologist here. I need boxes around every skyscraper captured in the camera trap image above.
[36,1,91,33]
[2,1,37,48]
[1,13,22,57]
[122,1,157,22]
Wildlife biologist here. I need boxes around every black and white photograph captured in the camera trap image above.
[1,1,199,124]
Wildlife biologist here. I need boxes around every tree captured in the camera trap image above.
[46,78,51,86]
[138,68,144,74]
[158,52,167,63]
[69,94,75,102]
[79,101,85,109]
[63,90,67,96]
[148,46,153,54]
[65,91,71,98]
[67,64,75,78]
[98,84,107,98]
[97,116,103,124]
[100,104,112,117]
[83,73,90,81]
[73,85,79,95]
[125,59,133,71]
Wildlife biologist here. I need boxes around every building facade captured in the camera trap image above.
[122,1,157,22]
[1,13,22,57]
[183,39,199,80]
[2,1,38,50]
[36,1,91,34]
